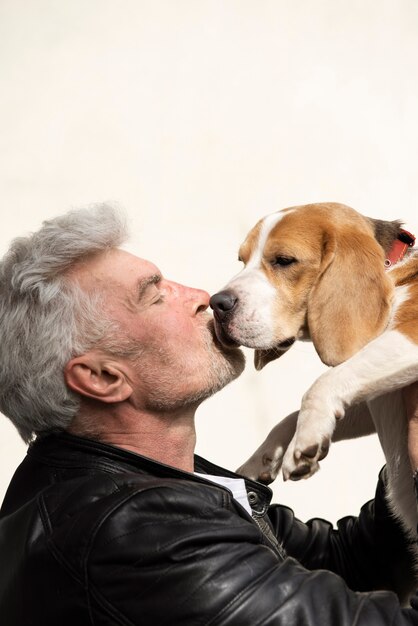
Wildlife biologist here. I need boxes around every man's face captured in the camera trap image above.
[71,248,245,411]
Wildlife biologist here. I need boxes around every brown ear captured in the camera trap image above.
[307,229,393,366]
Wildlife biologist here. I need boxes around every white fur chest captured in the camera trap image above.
[368,391,417,538]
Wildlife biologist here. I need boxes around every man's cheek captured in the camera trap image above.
[163,315,189,335]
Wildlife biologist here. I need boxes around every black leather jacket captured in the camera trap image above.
[1,432,418,625]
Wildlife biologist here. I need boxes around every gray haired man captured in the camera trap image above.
[1,204,418,625]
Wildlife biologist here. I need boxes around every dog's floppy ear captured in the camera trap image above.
[307,228,393,366]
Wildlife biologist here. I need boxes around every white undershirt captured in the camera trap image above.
[194,472,252,516]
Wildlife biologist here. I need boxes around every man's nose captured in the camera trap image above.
[167,281,210,313]
[181,285,210,314]
[209,290,238,320]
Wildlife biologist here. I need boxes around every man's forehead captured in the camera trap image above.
[69,248,161,287]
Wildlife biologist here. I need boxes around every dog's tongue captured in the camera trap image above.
[254,348,281,371]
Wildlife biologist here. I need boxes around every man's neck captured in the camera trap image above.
[68,404,197,473]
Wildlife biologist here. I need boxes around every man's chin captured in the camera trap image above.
[209,325,245,372]
[226,345,246,378]
[166,350,245,411]
[198,349,246,404]
[211,334,246,378]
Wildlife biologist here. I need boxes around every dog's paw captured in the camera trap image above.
[281,436,329,481]
[281,409,334,481]
[237,445,284,484]
[236,411,300,484]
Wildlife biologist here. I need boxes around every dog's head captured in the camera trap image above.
[210,202,395,369]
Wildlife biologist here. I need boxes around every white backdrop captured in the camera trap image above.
[1,0,417,525]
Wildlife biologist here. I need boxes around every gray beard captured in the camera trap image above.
[144,329,245,413]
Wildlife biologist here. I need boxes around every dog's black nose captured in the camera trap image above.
[210,291,238,319]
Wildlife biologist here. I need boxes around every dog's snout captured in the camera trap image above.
[210,290,238,320]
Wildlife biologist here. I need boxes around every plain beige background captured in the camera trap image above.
[1,0,417,524]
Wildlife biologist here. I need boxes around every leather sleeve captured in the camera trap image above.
[268,467,417,603]
[85,478,418,625]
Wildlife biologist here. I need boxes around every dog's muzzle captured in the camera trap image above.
[210,290,238,320]
[210,290,240,346]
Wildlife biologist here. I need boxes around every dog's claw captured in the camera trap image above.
[289,464,312,480]
[318,439,330,460]
[258,471,273,484]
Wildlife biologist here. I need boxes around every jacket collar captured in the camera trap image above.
[28,432,273,515]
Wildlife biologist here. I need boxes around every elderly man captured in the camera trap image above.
[1,204,418,625]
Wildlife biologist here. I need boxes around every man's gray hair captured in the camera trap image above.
[0,204,129,443]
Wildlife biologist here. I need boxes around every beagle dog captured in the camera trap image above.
[210,202,418,544]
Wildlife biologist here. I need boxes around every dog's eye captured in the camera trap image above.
[272,256,297,267]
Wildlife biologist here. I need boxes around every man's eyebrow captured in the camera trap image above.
[136,273,162,301]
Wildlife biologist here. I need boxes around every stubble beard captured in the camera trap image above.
[140,318,245,413]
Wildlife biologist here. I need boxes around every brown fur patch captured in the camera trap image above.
[239,220,262,263]
[390,256,418,287]
[391,257,418,343]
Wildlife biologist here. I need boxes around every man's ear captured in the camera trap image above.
[64,353,133,403]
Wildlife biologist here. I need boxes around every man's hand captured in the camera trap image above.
[403,382,418,473]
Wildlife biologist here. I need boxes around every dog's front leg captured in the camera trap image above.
[236,411,298,483]
[282,329,418,480]
[237,404,375,483]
